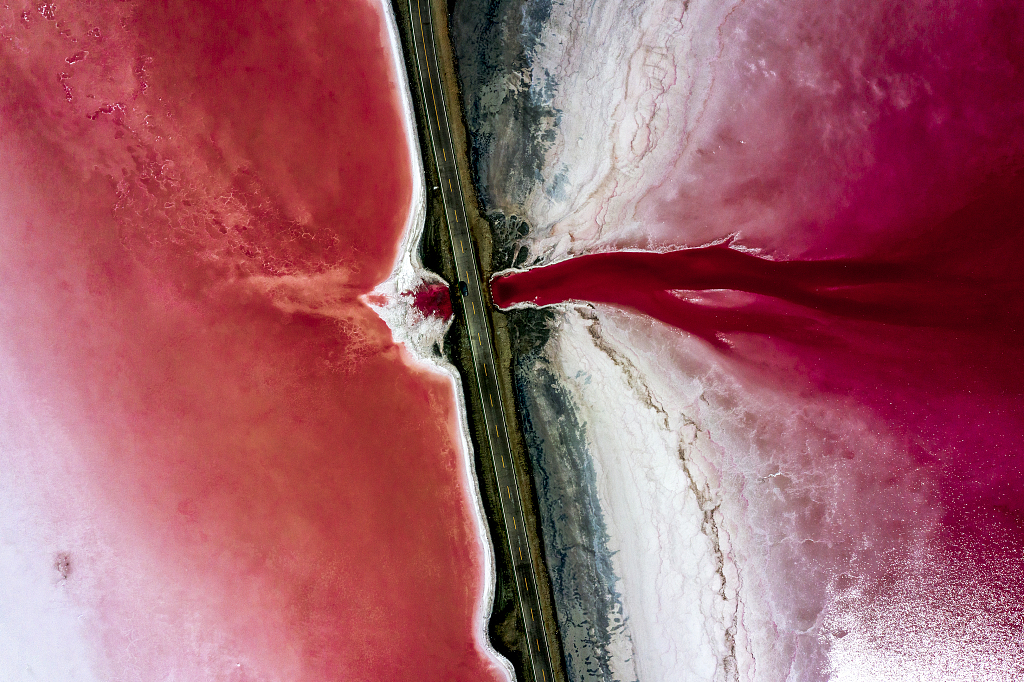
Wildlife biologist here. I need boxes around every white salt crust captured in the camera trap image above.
[541,307,736,681]
[524,301,1024,681]
[508,0,735,261]
[0,370,103,682]
[503,0,963,264]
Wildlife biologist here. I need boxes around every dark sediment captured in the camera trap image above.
[508,308,635,682]
[450,0,560,213]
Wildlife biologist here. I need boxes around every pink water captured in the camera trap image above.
[0,1,503,680]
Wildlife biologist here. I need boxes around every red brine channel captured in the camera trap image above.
[492,190,1024,626]
[493,241,1024,348]
[0,1,504,680]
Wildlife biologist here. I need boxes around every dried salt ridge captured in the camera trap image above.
[456,0,1024,680]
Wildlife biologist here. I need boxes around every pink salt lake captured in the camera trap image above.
[0,1,505,680]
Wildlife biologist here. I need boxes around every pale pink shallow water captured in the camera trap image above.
[494,0,1024,670]
[0,1,504,680]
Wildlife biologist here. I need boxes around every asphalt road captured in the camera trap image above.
[406,2,557,681]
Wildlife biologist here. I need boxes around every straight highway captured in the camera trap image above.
[406,2,557,681]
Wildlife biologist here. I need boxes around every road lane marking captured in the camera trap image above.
[448,178,453,192]
[531,607,534,622]
[414,0,446,163]
[477,332,482,344]
[488,392,493,406]
[519,545,523,561]
[495,424,499,438]
[460,239,464,253]
[513,516,517,530]
[507,485,512,500]
[543,670,546,681]
[483,364,488,377]
[537,637,541,651]
[501,455,506,468]
[472,301,476,315]
[524,577,529,592]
